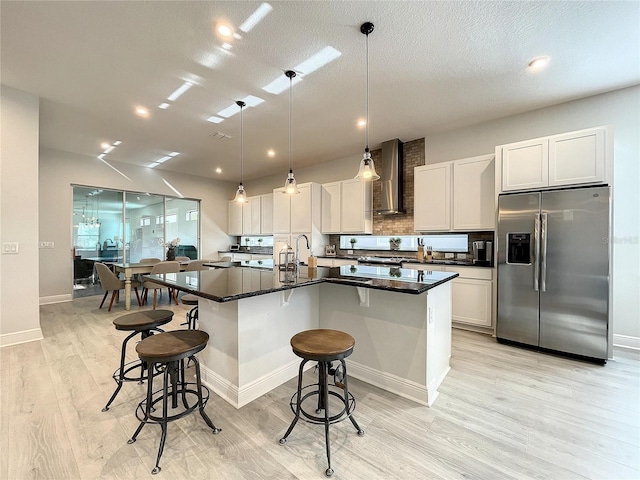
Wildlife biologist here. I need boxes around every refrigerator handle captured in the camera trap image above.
[534,213,540,291]
[540,213,548,292]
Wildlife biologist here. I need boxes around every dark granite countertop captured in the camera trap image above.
[317,255,492,268]
[143,264,458,303]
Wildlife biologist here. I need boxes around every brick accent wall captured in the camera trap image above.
[372,138,424,235]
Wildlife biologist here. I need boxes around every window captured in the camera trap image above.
[186,210,198,221]
[140,216,151,226]
[156,215,164,225]
[165,213,177,224]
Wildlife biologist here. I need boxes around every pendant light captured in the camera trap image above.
[283,70,300,194]
[233,100,248,203]
[355,21,380,181]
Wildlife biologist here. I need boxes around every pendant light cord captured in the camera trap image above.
[365,29,369,152]
[236,100,246,185]
[288,72,294,173]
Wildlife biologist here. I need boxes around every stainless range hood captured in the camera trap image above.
[375,139,404,215]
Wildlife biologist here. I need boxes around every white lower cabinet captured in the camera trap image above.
[402,263,493,328]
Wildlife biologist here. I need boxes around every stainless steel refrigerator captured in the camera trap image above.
[496,186,611,361]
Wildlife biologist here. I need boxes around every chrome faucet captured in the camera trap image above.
[295,234,310,269]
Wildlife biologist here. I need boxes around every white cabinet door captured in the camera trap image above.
[321,182,341,234]
[228,201,243,235]
[340,179,372,233]
[260,194,273,234]
[290,183,311,232]
[414,163,451,231]
[453,155,495,230]
[549,127,605,187]
[450,277,492,327]
[249,197,261,234]
[242,199,252,235]
[272,187,290,234]
[501,138,549,192]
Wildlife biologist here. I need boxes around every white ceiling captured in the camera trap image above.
[2,1,639,182]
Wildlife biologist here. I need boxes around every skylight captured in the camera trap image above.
[239,3,273,33]
[167,81,192,101]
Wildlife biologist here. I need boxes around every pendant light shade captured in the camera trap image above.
[355,21,380,181]
[234,100,248,203]
[283,70,300,194]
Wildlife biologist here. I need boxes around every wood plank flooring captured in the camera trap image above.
[1,296,638,479]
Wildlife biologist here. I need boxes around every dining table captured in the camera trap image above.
[112,261,190,310]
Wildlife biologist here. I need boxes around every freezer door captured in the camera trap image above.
[539,187,610,359]
[497,192,541,345]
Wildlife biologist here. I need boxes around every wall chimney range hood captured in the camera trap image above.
[375,139,404,215]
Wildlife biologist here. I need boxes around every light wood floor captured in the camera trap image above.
[1,296,639,480]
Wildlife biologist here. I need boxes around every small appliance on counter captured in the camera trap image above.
[324,245,336,257]
[229,244,240,252]
[472,241,492,265]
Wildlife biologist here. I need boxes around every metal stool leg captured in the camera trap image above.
[102,330,138,411]
[279,359,308,444]
[152,365,171,474]
[128,360,155,443]
[193,356,221,433]
[340,359,364,435]
[322,361,333,477]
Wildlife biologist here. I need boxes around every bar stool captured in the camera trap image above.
[181,293,199,329]
[102,310,174,412]
[279,329,364,477]
[128,330,221,474]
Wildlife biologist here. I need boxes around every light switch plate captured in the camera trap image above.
[2,242,19,254]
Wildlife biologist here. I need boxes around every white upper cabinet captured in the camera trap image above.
[548,128,605,186]
[272,187,291,233]
[228,200,243,236]
[321,182,341,234]
[242,198,253,235]
[500,126,608,192]
[414,163,451,231]
[453,155,495,230]
[260,193,273,234]
[340,179,372,233]
[501,138,549,192]
[290,183,312,232]
[321,179,372,234]
[273,182,321,235]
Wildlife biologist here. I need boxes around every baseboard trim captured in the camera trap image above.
[347,361,434,407]
[613,334,640,351]
[40,294,73,305]
[0,328,43,348]
[200,359,312,409]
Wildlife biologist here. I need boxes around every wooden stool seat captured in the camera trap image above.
[136,330,209,363]
[181,294,199,306]
[290,329,355,362]
[113,310,174,331]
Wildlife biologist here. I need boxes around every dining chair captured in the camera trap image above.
[142,261,180,309]
[219,256,232,262]
[185,260,210,271]
[139,257,161,264]
[175,256,191,262]
[95,262,141,312]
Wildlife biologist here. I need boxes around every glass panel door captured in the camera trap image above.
[126,192,165,263]
[165,197,200,259]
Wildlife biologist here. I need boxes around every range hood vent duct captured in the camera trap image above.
[375,139,404,215]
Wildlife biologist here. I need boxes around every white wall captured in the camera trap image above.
[39,148,237,301]
[0,86,42,346]
[247,85,640,342]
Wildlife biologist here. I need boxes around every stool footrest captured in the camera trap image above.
[289,384,357,425]
[134,383,211,424]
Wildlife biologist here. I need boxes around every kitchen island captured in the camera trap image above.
[144,263,458,408]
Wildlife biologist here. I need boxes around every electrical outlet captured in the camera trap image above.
[428,306,435,324]
[2,242,19,254]
[39,241,54,249]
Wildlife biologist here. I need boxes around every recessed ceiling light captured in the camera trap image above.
[357,119,366,127]
[101,142,110,149]
[215,167,222,174]
[207,116,224,124]
[159,103,170,109]
[135,106,150,118]
[267,149,275,157]
[528,56,550,70]
[239,3,273,33]
[233,33,242,40]
[217,23,233,38]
